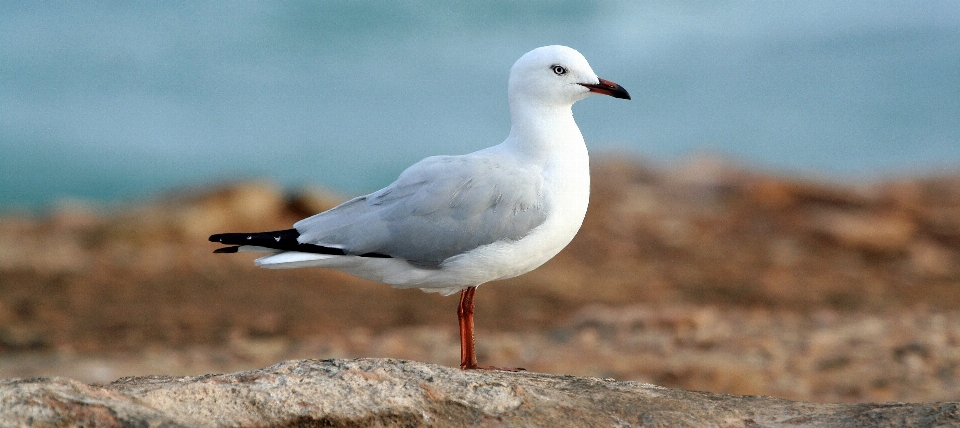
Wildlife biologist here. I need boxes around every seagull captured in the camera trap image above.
[210,45,630,370]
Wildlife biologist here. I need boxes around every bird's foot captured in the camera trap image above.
[460,363,526,372]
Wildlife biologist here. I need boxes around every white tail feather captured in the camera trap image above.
[255,252,336,269]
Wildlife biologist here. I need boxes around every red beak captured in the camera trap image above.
[579,78,631,100]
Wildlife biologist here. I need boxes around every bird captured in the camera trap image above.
[210,45,630,370]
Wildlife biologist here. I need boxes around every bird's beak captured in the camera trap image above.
[579,78,631,100]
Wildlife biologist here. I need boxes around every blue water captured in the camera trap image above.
[2,1,959,210]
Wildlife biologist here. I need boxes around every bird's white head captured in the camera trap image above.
[508,45,630,108]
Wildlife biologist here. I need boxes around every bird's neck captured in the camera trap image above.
[505,102,584,161]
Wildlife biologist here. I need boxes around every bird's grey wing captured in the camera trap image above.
[294,154,547,267]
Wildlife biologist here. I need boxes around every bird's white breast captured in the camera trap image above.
[410,135,591,293]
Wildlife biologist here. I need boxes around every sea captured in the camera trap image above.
[2,1,959,210]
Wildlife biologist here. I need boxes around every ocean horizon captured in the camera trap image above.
[2,1,959,210]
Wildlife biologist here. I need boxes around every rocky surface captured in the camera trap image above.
[4,358,959,427]
[2,157,960,403]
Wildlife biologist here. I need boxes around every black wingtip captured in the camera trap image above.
[207,229,393,259]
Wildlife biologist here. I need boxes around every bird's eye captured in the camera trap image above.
[551,65,567,76]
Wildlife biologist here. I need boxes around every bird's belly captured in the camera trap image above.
[447,211,583,280]
[415,171,590,292]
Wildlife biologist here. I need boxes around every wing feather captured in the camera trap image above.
[294,151,547,267]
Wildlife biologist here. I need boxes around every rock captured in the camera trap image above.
[48,198,107,231]
[0,324,49,350]
[0,217,89,273]
[170,181,287,239]
[1,359,956,427]
[909,240,957,279]
[808,209,917,254]
[106,181,287,242]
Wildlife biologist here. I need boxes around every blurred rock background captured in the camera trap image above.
[2,157,960,403]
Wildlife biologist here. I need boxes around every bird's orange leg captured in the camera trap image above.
[458,286,524,371]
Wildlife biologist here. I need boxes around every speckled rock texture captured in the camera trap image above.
[2,358,957,427]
